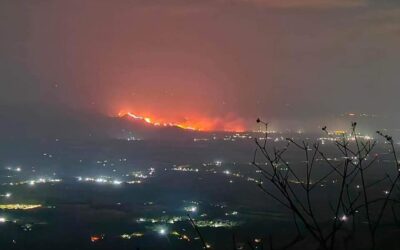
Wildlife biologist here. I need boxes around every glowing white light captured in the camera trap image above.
[189,206,197,212]
[5,193,11,198]
[95,178,106,183]
[158,228,167,235]
[0,217,6,223]
[340,215,348,222]
[113,180,122,185]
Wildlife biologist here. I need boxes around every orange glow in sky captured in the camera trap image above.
[117,111,245,132]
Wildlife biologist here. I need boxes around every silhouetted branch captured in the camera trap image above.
[252,120,400,250]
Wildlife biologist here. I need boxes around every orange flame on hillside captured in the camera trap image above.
[117,111,245,132]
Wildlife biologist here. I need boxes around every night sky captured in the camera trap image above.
[1,0,400,131]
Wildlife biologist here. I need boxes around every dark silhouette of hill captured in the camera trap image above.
[0,105,202,142]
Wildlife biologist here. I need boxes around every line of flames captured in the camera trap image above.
[118,112,199,131]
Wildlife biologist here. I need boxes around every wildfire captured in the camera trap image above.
[117,111,245,132]
[90,235,104,243]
